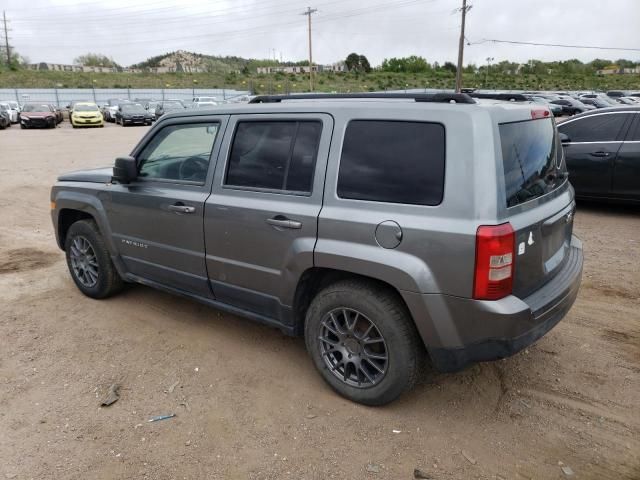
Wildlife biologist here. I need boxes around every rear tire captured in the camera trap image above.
[304,280,422,405]
[64,219,124,299]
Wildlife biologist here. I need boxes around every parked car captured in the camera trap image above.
[191,96,217,104]
[68,100,91,119]
[103,99,128,122]
[50,92,583,405]
[0,104,11,129]
[52,105,64,124]
[190,101,218,109]
[19,103,58,129]
[580,94,618,106]
[145,101,159,121]
[558,106,640,203]
[154,101,185,118]
[615,97,638,105]
[526,96,563,115]
[115,103,153,126]
[550,97,593,115]
[71,102,104,128]
[580,97,611,109]
[0,101,19,123]
[606,90,625,99]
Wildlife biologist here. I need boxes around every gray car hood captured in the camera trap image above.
[58,167,113,183]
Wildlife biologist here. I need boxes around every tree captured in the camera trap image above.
[441,61,457,74]
[381,56,429,73]
[344,53,371,73]
[73,53,120,68]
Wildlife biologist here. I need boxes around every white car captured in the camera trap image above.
[191,101,219,109]
[0,101,19,123]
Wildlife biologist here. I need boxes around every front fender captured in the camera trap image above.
[51,187,116,254]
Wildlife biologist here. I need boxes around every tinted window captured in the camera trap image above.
[225,121,321,193]
[627,115,640,141]
[337,120,445,205]
[138,123,219,183]
[500,118,566,208]
[559,113,628,142]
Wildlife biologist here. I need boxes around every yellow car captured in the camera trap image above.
[71,102,104,128]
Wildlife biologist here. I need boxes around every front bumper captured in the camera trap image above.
[72,117,103,126]
[407,235,583,372]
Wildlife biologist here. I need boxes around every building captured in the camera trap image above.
[257,62,347,74]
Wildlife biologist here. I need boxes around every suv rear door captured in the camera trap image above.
[499,116,575,298]
[107,115,228,297]
[558,111,633,198]
[204,114,332,323]
[612,113,640,201]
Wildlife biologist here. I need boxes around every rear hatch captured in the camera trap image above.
[499,115,574,298]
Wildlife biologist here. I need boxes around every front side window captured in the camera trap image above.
[138,123,219,183]
[337,120,445,205]
[225,120,322,193]
[559,113,629,142]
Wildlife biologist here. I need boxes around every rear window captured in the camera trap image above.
[337,120,445,205]
[500,118,565,208]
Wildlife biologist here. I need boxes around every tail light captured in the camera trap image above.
[473,223,515,300]
[531,108,550,119]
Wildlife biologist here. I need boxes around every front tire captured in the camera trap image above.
[304,280,422,406]
[64,220,124,299]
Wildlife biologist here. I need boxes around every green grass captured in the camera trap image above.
[0,68,638,92]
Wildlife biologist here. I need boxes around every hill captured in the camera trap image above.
[129,50,280,73]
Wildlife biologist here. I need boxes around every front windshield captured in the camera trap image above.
[75,104,99,112]
[163,102,183,110]
[8,102,18,109]
[122,104,146,113]
[23,104,50,112]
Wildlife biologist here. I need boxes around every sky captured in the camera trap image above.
[5,0,640,67]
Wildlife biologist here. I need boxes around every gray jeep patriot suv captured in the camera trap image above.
[51,93,583,405]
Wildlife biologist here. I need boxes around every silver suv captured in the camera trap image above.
[50,93,583,405]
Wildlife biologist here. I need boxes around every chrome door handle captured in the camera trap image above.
[266,216,302,229]
[168,204,195,214]
[590,151,610,157]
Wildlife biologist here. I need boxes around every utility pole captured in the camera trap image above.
[301,6,317,92]
[2,11,10,66]
[454,0,471,93]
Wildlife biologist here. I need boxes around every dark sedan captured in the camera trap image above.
[558,106,640,203]
[550,97,593,115]
[115,103,153,126]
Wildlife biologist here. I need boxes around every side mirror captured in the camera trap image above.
[112,156,137,184]
[559,132,570,144]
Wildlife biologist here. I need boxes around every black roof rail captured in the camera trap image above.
[468,92,529,102]
[249,93,476,104]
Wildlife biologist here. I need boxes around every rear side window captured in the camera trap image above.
[337,120,445,205]
[500,118,566,208]
[225,121,322,194]
[558,113,628,142]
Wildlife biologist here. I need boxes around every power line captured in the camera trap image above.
[469,38,640,52]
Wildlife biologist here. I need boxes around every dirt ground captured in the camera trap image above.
[0,121,638,480]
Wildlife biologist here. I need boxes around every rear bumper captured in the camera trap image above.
[406,235,583,372]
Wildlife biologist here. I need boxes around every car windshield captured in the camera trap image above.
[500,118,566,208]
[7,102,18,109]
[23,104,50,112]
[122,104,146,113]
[163,102,183,109]
[75,104,99,112]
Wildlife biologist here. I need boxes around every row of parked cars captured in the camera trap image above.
[522,90,640,116]
[0,95,251,130]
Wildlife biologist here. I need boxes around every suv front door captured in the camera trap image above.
[204,114,332,325]
[559,112,633,198]
[107,116,228,297]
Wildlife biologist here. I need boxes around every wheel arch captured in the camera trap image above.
[292,267,430,348]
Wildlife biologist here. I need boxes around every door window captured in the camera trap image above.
[626,115,640,141]
[225,120,322,194]
[559,114,629,142]
[138,123,219,183]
